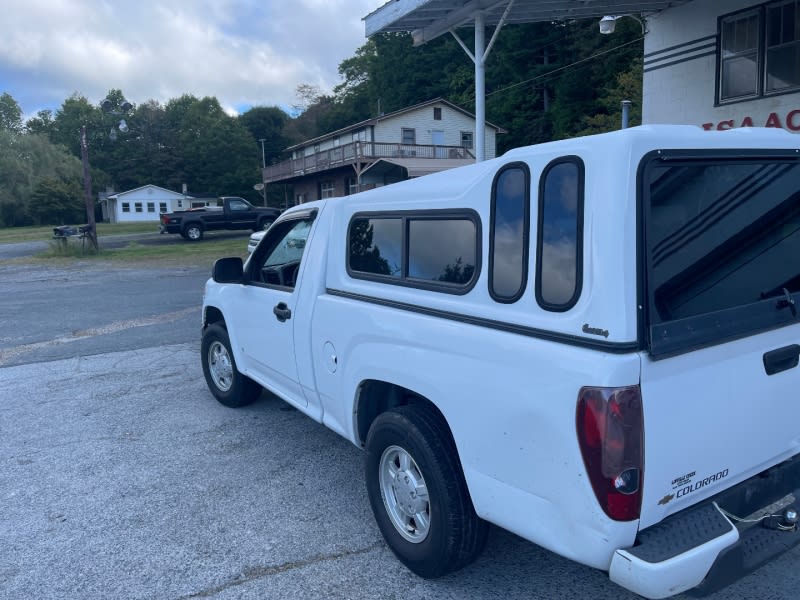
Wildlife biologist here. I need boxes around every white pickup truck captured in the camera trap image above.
[200,125,800,599]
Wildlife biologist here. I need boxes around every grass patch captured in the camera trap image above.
[30,235,250,268]
[0,222,159,244]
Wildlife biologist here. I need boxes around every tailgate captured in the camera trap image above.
[638,326,800,528]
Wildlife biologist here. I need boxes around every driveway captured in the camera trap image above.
[0,260,798,599]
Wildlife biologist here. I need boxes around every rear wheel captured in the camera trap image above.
[365,404,488,578]
[184,223,203,241]
[201,323,261,407]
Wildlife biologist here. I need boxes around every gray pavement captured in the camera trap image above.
[1,260,799,599]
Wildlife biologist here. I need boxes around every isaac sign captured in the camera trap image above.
[702,109,800,132]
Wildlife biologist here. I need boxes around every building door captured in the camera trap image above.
[432,130,446,158]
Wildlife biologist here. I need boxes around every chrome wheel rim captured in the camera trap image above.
[379,445,430,543]
[188,227,201,240]
[208,340,233,392]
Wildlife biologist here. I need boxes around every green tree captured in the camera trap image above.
[239,106,291,164]
[0,92,23,134]
[28,176,84,225]
[0,130,83,226]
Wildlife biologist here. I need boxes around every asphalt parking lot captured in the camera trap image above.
[1,259,799,599]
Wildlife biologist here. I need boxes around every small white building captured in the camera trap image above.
[101,185,194,223]
[644,0,800,132]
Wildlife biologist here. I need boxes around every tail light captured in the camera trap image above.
[576,385,643,521]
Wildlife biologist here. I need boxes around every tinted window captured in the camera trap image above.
[349,218,402,277]
[490,165,529,302]
[537,158,583,310]
[408,219,476,284]
[646,158,800,322]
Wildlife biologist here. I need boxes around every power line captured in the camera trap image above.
[484,36,644,99]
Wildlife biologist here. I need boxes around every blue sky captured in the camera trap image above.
[0,0,386,120]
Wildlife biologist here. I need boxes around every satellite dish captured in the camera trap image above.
[253,183,265,191]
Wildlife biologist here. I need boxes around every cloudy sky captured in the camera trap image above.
[1,0,387,119]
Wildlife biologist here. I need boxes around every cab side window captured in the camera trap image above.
[251,217,313,289]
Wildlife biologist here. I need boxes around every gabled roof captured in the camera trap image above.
[286,98,505,151]
[107,184,189,200]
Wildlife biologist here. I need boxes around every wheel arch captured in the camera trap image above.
[354,379,454,450]
[203,306,226,329]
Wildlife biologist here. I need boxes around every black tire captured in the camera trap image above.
[365,404,488,578]
[201,323,261,407]
[184,223,203,241]
[256,218,274,231]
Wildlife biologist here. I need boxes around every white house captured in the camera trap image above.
[643,0,800,132]
[101,185,195,223]
[263,98,505,203]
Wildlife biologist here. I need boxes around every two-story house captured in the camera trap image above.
[262,98,505,204]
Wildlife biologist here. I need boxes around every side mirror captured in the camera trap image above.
[212,257,244,283]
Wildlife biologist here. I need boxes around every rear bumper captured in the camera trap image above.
[610,454,800,599]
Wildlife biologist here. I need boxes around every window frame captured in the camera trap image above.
[489,162,531,304]
[401,128,416,145]
[121,202,130,213]
[460,131,474,149]
[347,209,481,295]
[535,155,585,312]
[717,1,800,105]
[433,107,442,120]
[135,202,143,213]
[637,149,800,357]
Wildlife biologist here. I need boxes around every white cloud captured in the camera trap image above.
[1,0,387,116]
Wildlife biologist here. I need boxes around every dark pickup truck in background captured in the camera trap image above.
[159,196,281,240]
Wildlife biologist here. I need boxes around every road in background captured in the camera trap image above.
[1,261,799,599]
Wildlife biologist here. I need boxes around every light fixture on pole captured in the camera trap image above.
[599,14,647,35]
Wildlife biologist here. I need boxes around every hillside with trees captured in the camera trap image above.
[0,19,642,227]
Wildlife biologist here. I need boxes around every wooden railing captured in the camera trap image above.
[263,141,475,183]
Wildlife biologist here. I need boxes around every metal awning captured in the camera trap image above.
[364,1,692,161]
[365,1,690,43]
[362,157,476,178]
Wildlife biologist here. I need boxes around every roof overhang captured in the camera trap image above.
[362,157,475,178]
[365,0,691,45]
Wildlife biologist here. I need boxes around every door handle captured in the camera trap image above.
[273,302,292,322]
[763,344,800,375]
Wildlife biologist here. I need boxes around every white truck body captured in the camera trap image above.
[202,125,800,598]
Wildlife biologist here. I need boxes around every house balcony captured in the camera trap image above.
[263,141,475,184]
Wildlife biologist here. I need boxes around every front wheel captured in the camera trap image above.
[365,404,488,578]
[201,323,261,407]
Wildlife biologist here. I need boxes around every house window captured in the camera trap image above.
[122,202,130,213]
[135,202,143,213]
[766,0,800,92]
[719,2,800,102]
[177,200,183,208]
[147,202,155,213]
[159,202,167,213]
[401,128,416,145]
[461,131,474,149]
[434,107,442,120]
[320,181,335,199]
[314,144,321,154]
[536,156,584,311]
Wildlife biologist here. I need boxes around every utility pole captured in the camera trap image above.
[80,125,98,251]
[258,138,267,206]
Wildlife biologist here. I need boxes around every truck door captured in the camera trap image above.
[226,198,257,230]
[226,211,317,407]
